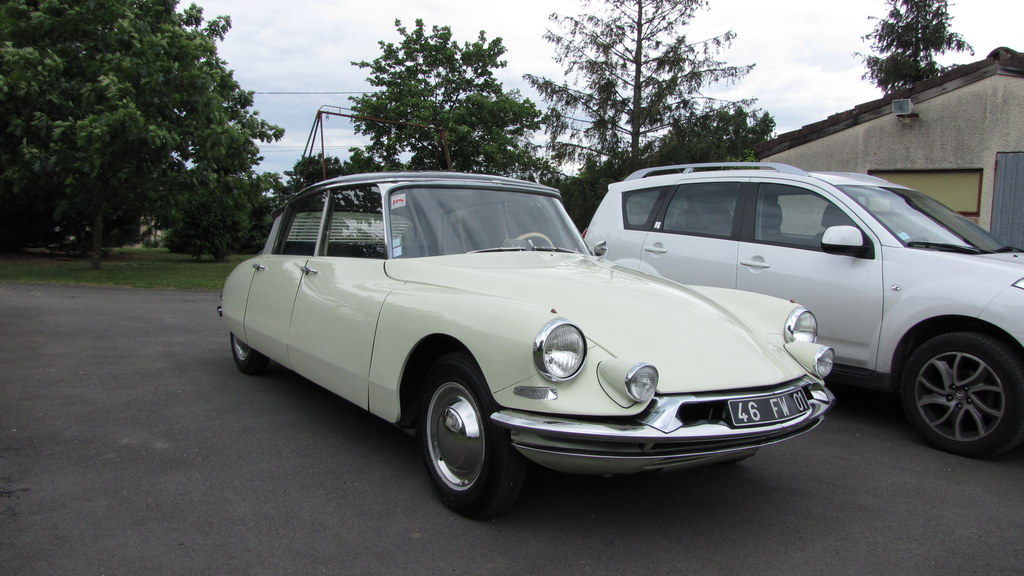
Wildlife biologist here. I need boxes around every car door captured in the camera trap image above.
[287,186,398,409]
[639,181,743,288]
[243,191,328,365]
[736,182,883,371]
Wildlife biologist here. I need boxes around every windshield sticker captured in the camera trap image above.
[391,193,407,209]
[898,232,911,241]
[392,237,403,258]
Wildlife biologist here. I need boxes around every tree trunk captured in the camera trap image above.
[90,203,105,270]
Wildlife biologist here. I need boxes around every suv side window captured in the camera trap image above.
[661,182,741,238]
[276,191,328,256]
[622,187,668,231]
[325,187,386,259]
[755,183,854,250]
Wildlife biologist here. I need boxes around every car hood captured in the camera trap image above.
[384,252,807,392]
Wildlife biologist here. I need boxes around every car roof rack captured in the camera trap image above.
[624,162,810,181]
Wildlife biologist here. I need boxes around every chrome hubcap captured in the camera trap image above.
[233,336,250,361]
[426,382,484,491]
[914,351,1005,441]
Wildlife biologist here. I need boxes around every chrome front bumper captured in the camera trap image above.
[491,379,834,475]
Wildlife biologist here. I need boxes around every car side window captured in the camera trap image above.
[660,182,741,238]
[276,192,328,256]
[754,184,855,250]
[324,187,386,259]
[622,187,668,231]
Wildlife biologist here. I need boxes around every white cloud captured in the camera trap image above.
[194,0,1022,173]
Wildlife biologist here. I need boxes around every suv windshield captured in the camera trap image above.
[840,185,1007,253]
[387,186,587,258]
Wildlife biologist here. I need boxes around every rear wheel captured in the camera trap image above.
[418,352,526,518]
[230,333,269,375]
[900,332,1024,457]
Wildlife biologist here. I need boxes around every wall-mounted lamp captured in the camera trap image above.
[893,99,919,122]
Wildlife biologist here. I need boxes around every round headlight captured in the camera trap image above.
[814,346,835,378]
[626,363,659,402]
[534,319,586,382]
[785,308,817,343]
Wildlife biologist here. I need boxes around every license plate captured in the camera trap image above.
[728,390,810,427]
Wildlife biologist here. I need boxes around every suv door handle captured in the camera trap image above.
[644,245,668,254]
[740,259,771,269]
[300,265,318,275]
[252,263,266,271]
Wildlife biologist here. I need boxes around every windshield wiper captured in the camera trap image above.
[994,246,1023,253]
[469,246,528,254]
[529,245,580,254]
[906,241,987,254]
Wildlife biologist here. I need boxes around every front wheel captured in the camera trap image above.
[230,333,269,375]
[418,352,526,518]
[900,332,1024,457]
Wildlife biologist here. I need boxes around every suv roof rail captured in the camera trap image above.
[624,162,810,181]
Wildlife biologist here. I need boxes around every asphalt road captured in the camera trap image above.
[2,282,1022,575]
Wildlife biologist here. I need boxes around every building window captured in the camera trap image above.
[870,170,981,221]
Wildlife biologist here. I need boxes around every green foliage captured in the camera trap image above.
[165,172,277,261]
[272,155,347,207]
[860,0,973,94]
[525,0,756,172]
[652,104,776,166]
[527,0,774,227]
[349,19,548,178]
[0,0,283,266]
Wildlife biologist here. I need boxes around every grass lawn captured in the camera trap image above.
[0,248,252,290]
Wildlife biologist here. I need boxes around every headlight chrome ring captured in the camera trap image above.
[625,363,659,402]
[534,319,586,382]
[785,307,818,343]
[814,346,835,378]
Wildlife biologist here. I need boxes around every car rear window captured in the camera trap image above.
[622,187,667,230]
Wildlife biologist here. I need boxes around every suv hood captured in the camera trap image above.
[384,252,807,392]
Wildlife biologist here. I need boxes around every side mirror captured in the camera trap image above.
[821,225,871,258]
[593,240,607,257]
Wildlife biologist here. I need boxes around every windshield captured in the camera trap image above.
[839,184,1006,253]
[386,186,588,258]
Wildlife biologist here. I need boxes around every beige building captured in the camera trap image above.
[756,47,1024,248]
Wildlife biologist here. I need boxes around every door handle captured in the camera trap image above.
[644,245,668,254]
[300,265,318,275]
[740,259,771,269]
[252,263,266,271]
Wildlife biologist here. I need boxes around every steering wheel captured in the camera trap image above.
[515,232,554,247]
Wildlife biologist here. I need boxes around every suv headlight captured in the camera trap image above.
[785,307,818,343]
[1014,278,1024,290]
[534,319,586,382]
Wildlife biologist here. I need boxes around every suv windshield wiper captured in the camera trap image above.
[906,241,987,254]
[994,246,1023,253]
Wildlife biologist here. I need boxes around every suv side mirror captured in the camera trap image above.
[593,240,608,257]
[821,225,871,258]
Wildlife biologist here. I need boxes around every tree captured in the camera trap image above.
[271,154,347,207]
[0,0,283,267]
[861,0,973,94]
[166,171,279,260]
[525,0,755,173]
[652,103,775,166]
[349,19,548,178]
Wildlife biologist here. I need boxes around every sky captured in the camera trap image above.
[192,0,1023,175]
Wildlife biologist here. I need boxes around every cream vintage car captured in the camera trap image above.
[219,172,836,518]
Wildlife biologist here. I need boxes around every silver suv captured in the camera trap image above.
[585,162,1024,457]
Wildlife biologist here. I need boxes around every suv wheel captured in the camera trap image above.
[900,332,1024,457]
